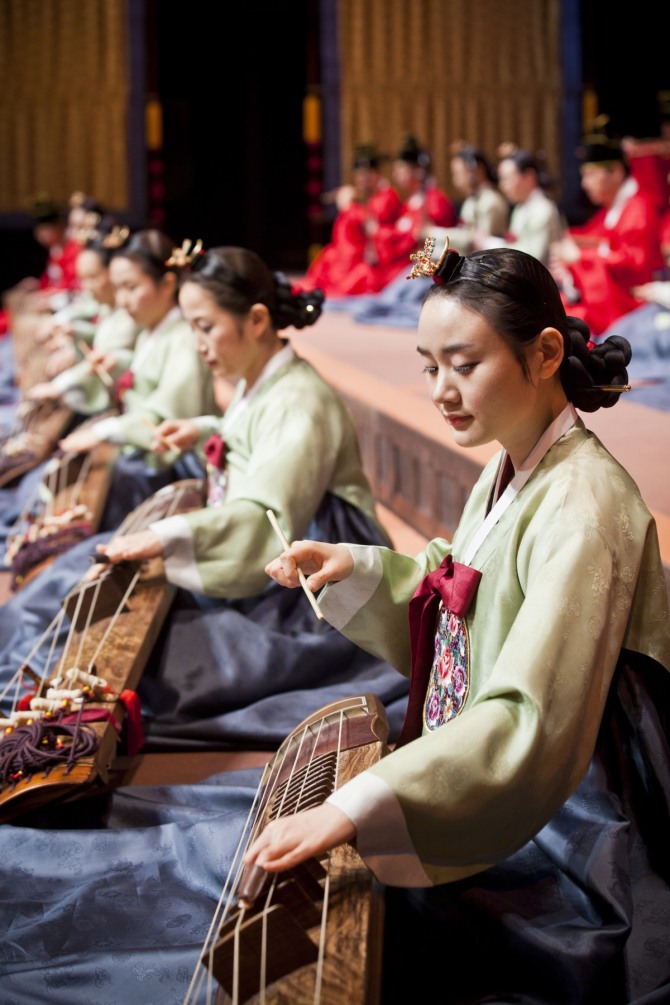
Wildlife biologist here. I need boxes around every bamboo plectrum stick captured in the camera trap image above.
[266,509,324,620]
[140,416,182,454]
[76,340,115,388]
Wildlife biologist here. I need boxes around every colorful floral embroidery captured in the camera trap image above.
[423,602,469,730]
[206,469,228,507]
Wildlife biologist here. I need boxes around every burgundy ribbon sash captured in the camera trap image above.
[114,369,134,407]
[396,554,482,747]
[204,433,226,469]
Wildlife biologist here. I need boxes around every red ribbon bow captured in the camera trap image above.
[114,369,134,407]
[396,554,482,747]
[204,433,226,470]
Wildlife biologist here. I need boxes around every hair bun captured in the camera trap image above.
[562,322,632,412]
[274,272,325,329]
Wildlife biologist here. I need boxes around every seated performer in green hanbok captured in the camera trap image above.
[56,228,218,528]
[0,223,145,553]
[28,220,140,416]
[248,245,670,1004]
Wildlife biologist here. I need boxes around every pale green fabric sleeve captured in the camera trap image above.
[180,398,365,598]
[51,309,139,414]
[114,323,218,454]
[355,519,638,884]
[51,291,100,326]
[479,192,564,264]
[430,189,509,255]
[319,538,451,673]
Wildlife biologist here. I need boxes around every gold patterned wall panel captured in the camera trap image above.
[337,0,562,200]
[0,0,129,213]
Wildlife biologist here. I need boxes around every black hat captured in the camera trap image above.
[26,193,63,225]
[396,134,431,170]
[577,115,625,166]
[352,143,387,170]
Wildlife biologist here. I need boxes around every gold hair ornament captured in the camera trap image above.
[497,140,519,160]
[592,384,631,393]
[165,238,204,268]
[101,225,130,249]
[406,235,451,280]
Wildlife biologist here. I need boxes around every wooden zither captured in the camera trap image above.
[0,396,74,488]
[4,413,120,591]
[0,477,207,822]
[0,312,74,487]
[184,693,391,1005]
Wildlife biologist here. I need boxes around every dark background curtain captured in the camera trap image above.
[0,0,667,289]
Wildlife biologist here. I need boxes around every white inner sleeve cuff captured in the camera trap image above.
[327,773,432,887]
[148,515,205,593]
[90,416,124,443]
[191,415,223,440]
[317,545,384,630]
[51,369,76,392]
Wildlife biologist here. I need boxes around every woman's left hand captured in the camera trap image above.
[96,530,164,565]
[59,428,104,454]
[243,804,356,874]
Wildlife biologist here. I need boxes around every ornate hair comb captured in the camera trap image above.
[406,236,454,282]
[102,225,130,249]
[165,238,204,268]
[496,140,519,160]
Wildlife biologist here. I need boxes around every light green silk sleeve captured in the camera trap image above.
[153,359,378,598]
[114,320,218,457]
[54,309,139,414]
[182,384,373,598]
[320,538,452,674]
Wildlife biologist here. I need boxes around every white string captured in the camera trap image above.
[86,568,142,671]
[70,450,94,507]
[189,702,367,1005]
[74,578,103,669]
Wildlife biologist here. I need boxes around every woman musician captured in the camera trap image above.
[248,244,670,1004]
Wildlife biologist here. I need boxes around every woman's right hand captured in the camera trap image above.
[88,348,117,371]
[28,381,61,402]
[151,418,200,453]
[265,541,354,593]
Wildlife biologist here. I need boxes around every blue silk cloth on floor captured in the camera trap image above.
[323,272,431,329]
[0,657,667,1004]
[0,767,262,1005]
[599,302,670,412]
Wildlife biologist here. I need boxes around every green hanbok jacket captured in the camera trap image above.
[51,305,139,414]
[322,418,670,886]
[150,347,385,598]
[92,307,218,469]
